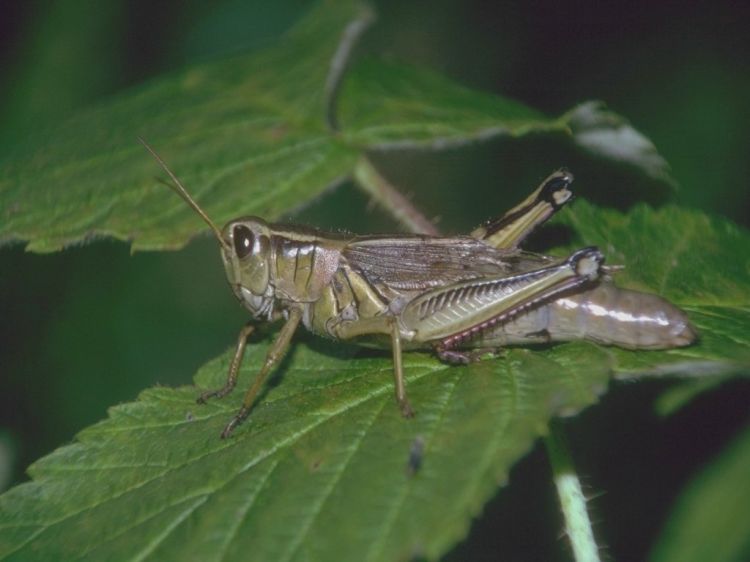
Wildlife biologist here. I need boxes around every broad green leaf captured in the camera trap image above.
[0,10,674,254]
[649,424,750,562]
[0,1,368,252]
[0,203,747,561]
[0,341,613,562]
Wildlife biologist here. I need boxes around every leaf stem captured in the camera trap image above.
[324,6,375,131]
[353,157,440,235]
[544,421,601,562]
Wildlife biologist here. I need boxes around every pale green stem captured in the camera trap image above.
[545,422,600,562]
[352,157,440,236]
[357,162,598,560]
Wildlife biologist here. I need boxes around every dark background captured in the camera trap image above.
[1,1,749,560]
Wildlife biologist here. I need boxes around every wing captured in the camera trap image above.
[342,235,514,290]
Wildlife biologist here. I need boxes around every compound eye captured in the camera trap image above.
[233,225,255,259]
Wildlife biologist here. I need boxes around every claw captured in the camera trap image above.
[400,400,415,419]
[220,406,251,439]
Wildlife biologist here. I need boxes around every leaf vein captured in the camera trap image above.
[131,496,209,562]
[281,398,388,562]
[214,457,282,562]
[364,371,463,562]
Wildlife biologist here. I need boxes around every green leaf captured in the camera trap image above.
[0,341,612,562]
[649,424,750,562]
[564,101,675,186]
[338,57,557,145]
[0,203,747,561]
[560,201,750,378]
[339,59,672,183]
[0,11,673,254]
[0,1,368,252]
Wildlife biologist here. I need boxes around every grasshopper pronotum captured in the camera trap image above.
[141,141,696,438]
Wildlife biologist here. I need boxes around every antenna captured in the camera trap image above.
[138,137,229,250]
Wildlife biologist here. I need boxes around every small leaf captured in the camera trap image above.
[650,424,750,562]
[565,101,675,186]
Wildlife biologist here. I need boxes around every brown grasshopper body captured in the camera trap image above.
[142,141,696,438]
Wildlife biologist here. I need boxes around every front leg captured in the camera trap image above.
[197,322,255,404]
[220,308,303,438]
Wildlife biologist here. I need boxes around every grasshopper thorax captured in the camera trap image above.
[222,217,274,314]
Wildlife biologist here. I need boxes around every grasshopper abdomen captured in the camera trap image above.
[548,283,696,349]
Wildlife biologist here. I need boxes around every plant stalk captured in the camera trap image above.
[545,421,601,562]
[353,157,440,236]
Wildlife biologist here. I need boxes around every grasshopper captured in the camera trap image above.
[141,141,696,438]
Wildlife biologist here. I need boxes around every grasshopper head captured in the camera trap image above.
[221,217,273,310]
[139,139,274,317]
